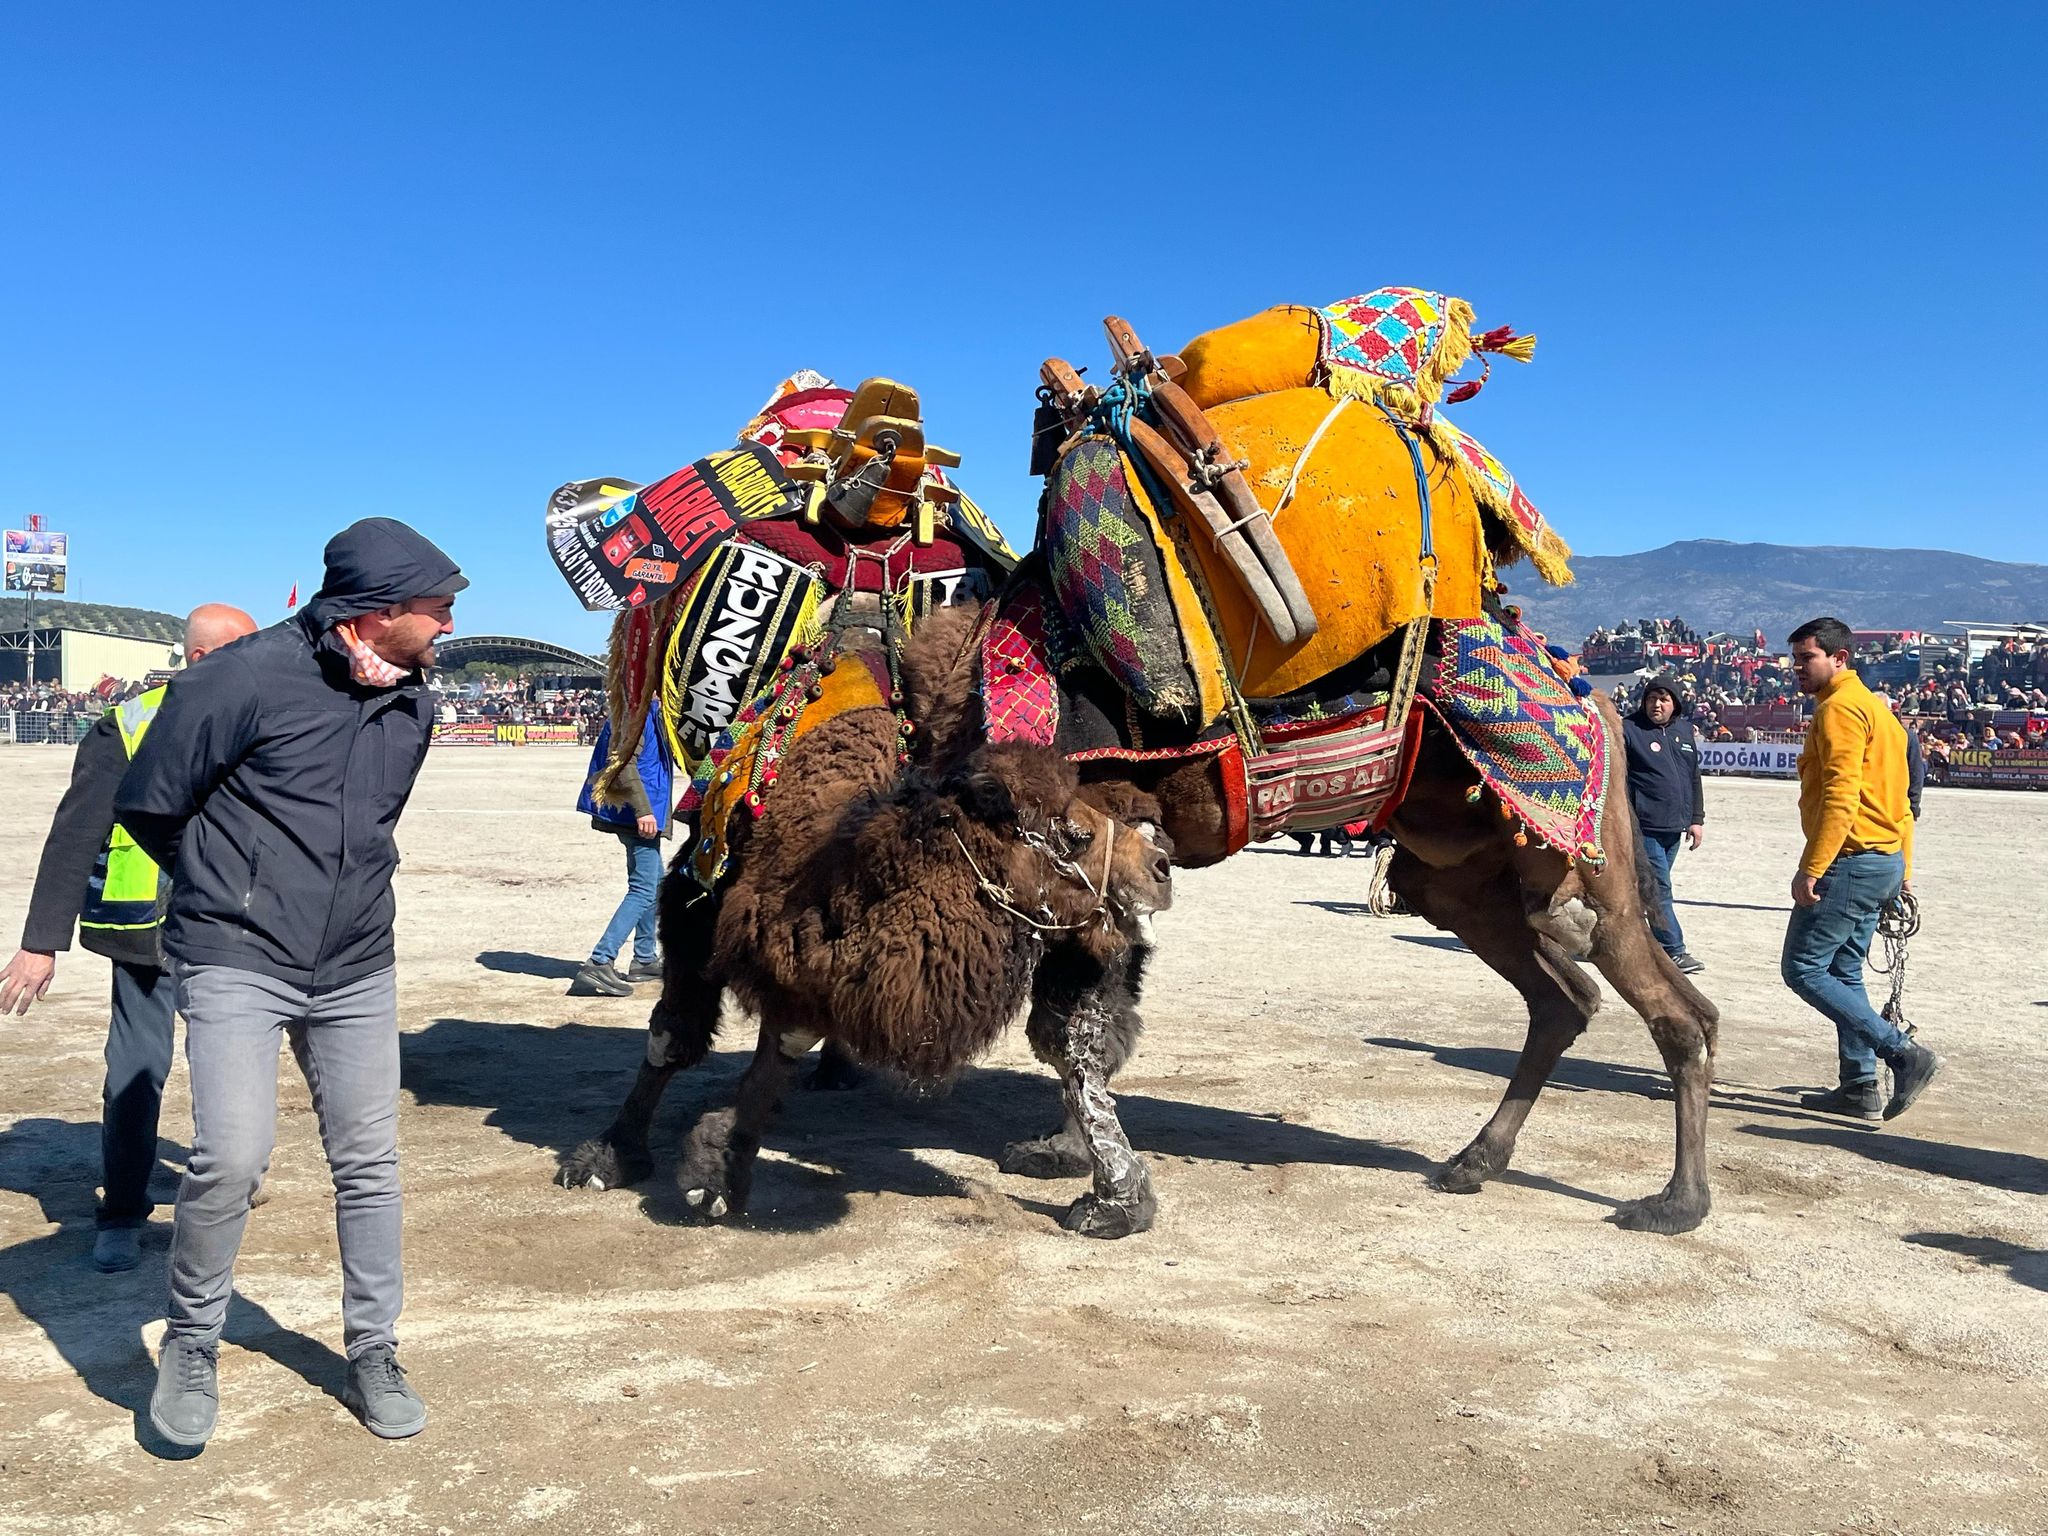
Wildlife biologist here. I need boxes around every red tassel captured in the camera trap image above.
[1446,380,1483,405]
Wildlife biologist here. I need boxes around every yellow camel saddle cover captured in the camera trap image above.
[1039,287,1574,725]
[676,642,893,891]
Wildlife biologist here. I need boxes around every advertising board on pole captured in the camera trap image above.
[4,528,68,593]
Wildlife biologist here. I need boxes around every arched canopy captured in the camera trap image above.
[434,635,604,671]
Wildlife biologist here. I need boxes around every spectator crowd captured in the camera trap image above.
[1596,624,2048,752]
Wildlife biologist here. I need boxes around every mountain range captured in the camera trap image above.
[1507,540,2048,646]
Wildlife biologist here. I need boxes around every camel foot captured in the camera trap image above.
[1609,1183,1709,1235]
[999,1134,1091,1180]
[805,1048,865,1093]
[676,1110,753,1223]
[1431,1141,1508,1195]
[558,1137,652,1192]
[1060,1190,1156,1240]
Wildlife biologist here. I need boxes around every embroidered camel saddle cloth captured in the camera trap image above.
[1033,288,1575,728]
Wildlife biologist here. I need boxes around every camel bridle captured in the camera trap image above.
[949,814,1127,935]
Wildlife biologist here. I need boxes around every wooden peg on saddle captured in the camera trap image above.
[1102,316,1160,382]
[1126,416,1302,646]
[1145,379,1319,644]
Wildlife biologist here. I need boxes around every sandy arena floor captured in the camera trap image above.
[1,744,2044,1535]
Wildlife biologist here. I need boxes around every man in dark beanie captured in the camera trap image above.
[1622,672,1706,974]
[114,518,464,1449]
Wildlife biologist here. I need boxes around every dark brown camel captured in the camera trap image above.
[562,603,1718,1237]
[558,635,1174,1234]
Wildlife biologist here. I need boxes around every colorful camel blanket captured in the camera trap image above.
[677,645,894,890]
[1418,610,1611,866]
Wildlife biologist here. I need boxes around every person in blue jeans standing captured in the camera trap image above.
[572,711,673,998]
[1781,617,1941,1122]
[1620,674,1707,974]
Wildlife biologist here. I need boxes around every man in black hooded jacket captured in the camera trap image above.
[1622,673,1707,974]
[114,518,464,1450]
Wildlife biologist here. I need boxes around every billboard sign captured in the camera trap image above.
[1698,740,1801,777]
[4,528,68,593]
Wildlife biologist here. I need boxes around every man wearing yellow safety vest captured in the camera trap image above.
[1,605,258,1275]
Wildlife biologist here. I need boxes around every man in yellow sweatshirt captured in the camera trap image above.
[1782,617,1942,1122]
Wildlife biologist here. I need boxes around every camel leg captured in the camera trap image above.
[559,881,723,1190]
[1000,944,1147,1181]
[1000,944,1153,1237]
[1390,849,1603,1195]
[1582,887,1718,1235]
[676,1020,819,1221]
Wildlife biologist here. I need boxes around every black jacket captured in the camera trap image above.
[21,711,161,969]
[1622,696,1706,835]
[113,520,464,992]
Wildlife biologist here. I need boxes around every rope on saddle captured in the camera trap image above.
[1871,889,1921,1033]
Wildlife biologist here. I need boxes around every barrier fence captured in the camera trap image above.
[0,711,96,745]
[430,720,586,747]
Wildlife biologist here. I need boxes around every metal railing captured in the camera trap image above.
[0,710,97,745]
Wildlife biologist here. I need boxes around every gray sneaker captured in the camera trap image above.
[569,961,634,998]
[149,1335,219,1448]
[91,1226,143,1273]
[623,956,663,983]
[342,1345,427,1439]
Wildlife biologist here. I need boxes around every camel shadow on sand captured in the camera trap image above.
[402,1017,1491,1234]
[0,1117,347,1457]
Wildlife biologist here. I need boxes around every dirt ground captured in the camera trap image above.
[2,744,2044,1536]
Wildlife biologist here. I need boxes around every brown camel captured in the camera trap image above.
[562,603,1718,1238]
[558,629,1174,1234]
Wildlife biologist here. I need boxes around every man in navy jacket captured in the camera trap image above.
[115,517,463,1449]
[1622,674,1707,974]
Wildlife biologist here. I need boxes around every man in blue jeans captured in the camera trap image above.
[1781,617,1942,1123]
[1621,674,1706,974]
[572,710,673,998]
[116,518,465,1448]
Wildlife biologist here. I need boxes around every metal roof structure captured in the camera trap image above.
[433,635,605,671]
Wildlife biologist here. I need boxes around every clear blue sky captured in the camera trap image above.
[4,3,2042,649]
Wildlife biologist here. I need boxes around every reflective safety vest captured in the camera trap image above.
[79,686,171,935]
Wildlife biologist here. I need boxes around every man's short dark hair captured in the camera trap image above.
[1789,616,1854,656]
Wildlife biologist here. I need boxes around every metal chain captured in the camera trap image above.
[1869,888,1921,1033]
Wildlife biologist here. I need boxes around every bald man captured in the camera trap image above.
[2,603,257,1273]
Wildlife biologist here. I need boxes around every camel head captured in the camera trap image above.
[940,742,1175,959]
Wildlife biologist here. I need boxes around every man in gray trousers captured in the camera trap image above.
[115,518,464,1449]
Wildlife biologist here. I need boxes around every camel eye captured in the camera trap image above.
[1053,817,1095,856]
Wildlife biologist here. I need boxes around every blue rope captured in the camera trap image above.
[1376,404,1435,565]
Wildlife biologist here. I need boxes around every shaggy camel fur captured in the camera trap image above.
[559,631,1174,1232]
[566,605,1719,1238]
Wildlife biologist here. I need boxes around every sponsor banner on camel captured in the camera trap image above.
[1699,741,1800,777]
[661,541,825,762]
[544,441,798,612]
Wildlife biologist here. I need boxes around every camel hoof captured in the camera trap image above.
[999,1136,1090,1180]
[1609,1187,1709,1235]
[1431,1145,1503,1195]
[1060,1192,1155,1240]
[676,1110,753,1223]
[558,1138,651,1191]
